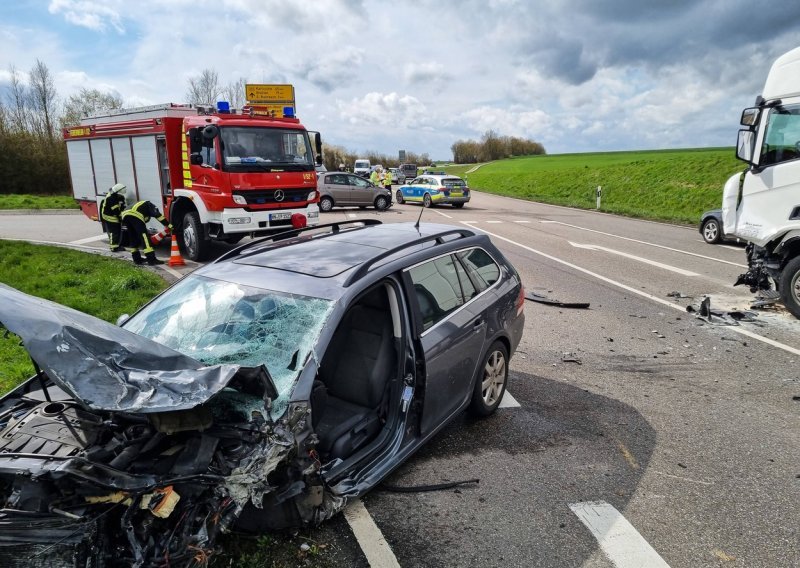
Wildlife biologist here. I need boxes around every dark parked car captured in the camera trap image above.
[317,171,392,211]
[0,220,525,566]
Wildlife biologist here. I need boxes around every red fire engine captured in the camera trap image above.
[63,93,321,261]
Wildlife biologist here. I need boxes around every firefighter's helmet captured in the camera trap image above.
[110,183,127,195]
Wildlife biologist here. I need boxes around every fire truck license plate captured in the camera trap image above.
[270,212,292,221]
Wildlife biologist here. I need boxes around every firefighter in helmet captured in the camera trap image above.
[99,183,127,252]
[120,200,172,265]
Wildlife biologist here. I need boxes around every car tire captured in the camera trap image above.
[452,203,465,209]
[319,196,334,212]
[374,195,389,211]
[779,256,800,319]
[469,341,508,416]
[701,218,722,244]
[181,211,209,261]
[395,190,404,204]
[423,193,432,208]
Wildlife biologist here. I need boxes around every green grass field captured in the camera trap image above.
[444,148,743,224]
[0,194,79,209]
[0,242,167,392]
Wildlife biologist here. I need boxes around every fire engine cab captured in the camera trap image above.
[64,95,322,261]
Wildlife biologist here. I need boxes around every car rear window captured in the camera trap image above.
[442,178,466,189]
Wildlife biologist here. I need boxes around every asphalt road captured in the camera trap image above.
[1,193,798,567]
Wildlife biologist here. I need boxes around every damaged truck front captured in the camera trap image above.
[0,283,337,567]
[723,46,800,317]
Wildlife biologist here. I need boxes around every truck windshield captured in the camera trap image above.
[123,275,334,418]
[221,127,314,171]
[760,104,800,167]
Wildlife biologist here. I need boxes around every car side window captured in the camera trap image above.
[453,257,478,300]
[456,248,501,291]
[330,174,348,185]
[351,176,370,187]
[408,255,465,331]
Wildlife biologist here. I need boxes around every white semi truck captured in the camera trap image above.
[722,46,800,318]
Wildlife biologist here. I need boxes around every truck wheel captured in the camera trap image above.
[181,211,209,261]
[779,256,800,319]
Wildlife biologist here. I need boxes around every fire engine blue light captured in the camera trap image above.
[283,106,295,118]
[216,101,230,113]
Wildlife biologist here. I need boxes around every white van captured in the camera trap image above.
[354,159,370,177]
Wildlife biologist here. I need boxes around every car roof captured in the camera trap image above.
[419,174,464,181]
[193,222,484,299]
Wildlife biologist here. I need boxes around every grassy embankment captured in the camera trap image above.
[0,194,79,209]
[443,148,744,224]
[0,241,167,393]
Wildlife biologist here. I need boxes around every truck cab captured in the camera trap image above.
[723,46,800,316]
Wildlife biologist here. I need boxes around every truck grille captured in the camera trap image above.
[234,189,309,205]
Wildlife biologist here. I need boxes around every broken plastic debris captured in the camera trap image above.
[666,291,691,298]
[140,486,181,519]
[561,352,582,364]
[525,292,590,309]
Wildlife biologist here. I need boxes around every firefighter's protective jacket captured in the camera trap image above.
[100,192,126,224]
[121,201,170,227]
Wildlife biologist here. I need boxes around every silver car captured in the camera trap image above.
[318,172,393,211]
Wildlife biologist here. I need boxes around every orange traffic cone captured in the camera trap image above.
[167,234,186,267]
[150,227,170,247]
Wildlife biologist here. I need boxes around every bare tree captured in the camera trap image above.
[221,77,247,109]
[6,65,30,133]
[186,69,221,105]
[28,59,58,142]
[61,88,124,128]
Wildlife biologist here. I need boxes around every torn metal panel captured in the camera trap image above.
[0,283,241,413]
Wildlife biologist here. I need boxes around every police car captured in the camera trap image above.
[395,173,471,208]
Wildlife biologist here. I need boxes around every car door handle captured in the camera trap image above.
[472,318,484,330]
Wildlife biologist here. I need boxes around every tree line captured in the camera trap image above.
[451,130,546,164]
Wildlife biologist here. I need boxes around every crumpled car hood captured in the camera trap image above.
[0,283,241,413]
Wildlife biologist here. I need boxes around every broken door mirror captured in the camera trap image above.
[737,129,755,164]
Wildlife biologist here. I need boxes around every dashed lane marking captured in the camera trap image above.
[485,220,502,224]
[541,219,747,268]
[570,501,671,568]
[343,499,401,568]
[431,209,452,219]
[569,242,700,277]
[348,213,358,218]
[464,223,800,357]
[513,220,531,223]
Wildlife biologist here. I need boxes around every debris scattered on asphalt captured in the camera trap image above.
[380,478,480,493]
[686,296,760,326]
[629,314,647,318]
[525,291,590,309]
[667,291,691,298]
[651,330,666,338]
[561,352,582,364]
[300,543,311,552]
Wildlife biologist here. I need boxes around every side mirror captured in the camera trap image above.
[190,152,204,165]
[736,129,755,164]
[116,314,130,326]
[740,107,760,127]
[202,124,219,141]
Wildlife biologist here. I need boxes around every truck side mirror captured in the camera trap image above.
[740,107,760,127]
[190,152,204,165]
[736,129,755,164]
[202,124,219,142]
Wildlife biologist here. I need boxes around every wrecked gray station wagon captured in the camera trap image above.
[0,221,524,566]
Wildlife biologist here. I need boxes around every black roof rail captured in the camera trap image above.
[213,219,383,264]
[343,228,475,287]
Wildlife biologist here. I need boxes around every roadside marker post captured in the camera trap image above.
[596,186,602,209]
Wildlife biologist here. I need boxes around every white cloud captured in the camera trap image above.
[403,62,448,84]
[459,106,553,139]
[48,0,125,33]
[336,92,427,127]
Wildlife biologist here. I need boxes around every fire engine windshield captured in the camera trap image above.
[221,127,315,171]
[123,275,334,418]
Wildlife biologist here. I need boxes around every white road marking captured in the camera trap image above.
[499,391,521,408]
[569,242,700,277]
[160,265,184,279]
[431,209,452,219]
[464,223,800,357]
[513,220,531,223]
[69,234,107,245]
[542,220,747,268]
[695,239,742,252]
[570,501,671,568]
[348,213,358,218]
[485,220,502,224]
[343,499,401,568]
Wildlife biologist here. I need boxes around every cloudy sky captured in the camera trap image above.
[2,0,800,159]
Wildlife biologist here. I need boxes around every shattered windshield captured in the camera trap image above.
[124,275,333,417]
[221,126,314,171]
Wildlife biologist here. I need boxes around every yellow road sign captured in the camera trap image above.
[245,84,295,103]
[249,104,296,118]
